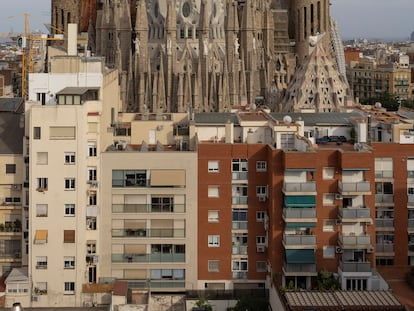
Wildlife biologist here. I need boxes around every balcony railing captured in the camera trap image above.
[111,253,185,263]
[376,243,394,253]
[408,195,414,203]
[375,194,394,203]
[112,203,185,213]
[340,260,372,273]
[232,196,248,205]
[376,219,394,228]
[112,228,185,238]
[232,172,248,180]
[232,221,248,230]
[338,233,371,248]
[283,208,316,219]
[375,171,393,179]
[126,280,185,289]
[283,182,316,193]
[339,207,371,219]
[408,219,414,228]
[408,244,414,252]
[283,234,316,246]
[339,181,371,193]
[283,263,316,273]
[232,271,248,279]
[408,171,414,178]
[232,245,248,255]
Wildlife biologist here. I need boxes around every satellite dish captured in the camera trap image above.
[283,115,292,124]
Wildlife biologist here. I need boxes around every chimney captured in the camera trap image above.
[67,23,78,56]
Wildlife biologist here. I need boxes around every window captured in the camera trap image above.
[63,230,75,243]
[49,126,75,140]
[208,186,219,198]
[150,269,185,280]
[64,178,75,190]
[256,186,267,196]
[36,204,48,217]
[323,246,335,258]
[4,197,21,204]
[64,204,75,216]
[64,282,75,294]
[280,133,295,149]
[256,161,267,172]
[34,282,47,294]
[89,192,97,205]
[208,210,219,222]
[36,256,47,269]
[37,178,48,190]
[64,256,75,269]
[86,217,97,230]
[37,152,48,165]
[256,236,266,245]
[88,141,97,157]
[64,152,75,164]
[375,182,393,194]
[232,259,248,271]
[323,220,335,232]
[6,164,16,174]
[87,241,96,254]
[208,235,220,247]
[208,260,220,272]
[323,167,335,180]
[323,193,335,205]
[256,261,267,272]
[33,127,41,139]
[208,161,219,172]
[256,211,265,221]
[232,209,247,229]
[88,167,97,181]
[232,159,248,172]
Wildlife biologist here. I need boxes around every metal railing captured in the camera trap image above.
[283,234,316,246]
[339,181,371,193]
[112,203,185,213]
[111,228,185,238]
[283,182,316,193]
[111,253,185,263]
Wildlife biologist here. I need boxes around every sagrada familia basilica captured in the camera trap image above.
[50,0,351,113]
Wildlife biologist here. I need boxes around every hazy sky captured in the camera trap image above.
[0,0,413,40]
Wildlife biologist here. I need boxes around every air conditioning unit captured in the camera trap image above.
[12,184,22,191]
[335,219,342,225]
[335,193,343,200]
[258,195,267,202]
[366,247,374,253]
[335,246,343,254]
[256,245,266,253]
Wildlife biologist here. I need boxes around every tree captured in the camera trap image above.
[317,269,340,290]
[233,295,268,311]
[193,297,213,311]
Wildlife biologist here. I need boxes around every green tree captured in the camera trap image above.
[193,297,213,311]
[233,295,268,311]
[317,269,340,290]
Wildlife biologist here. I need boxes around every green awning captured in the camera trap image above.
[285,249,315,264]
[285,195,316,207]
[285,222,316,228]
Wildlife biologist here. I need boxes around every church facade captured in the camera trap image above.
[51,0,348,113]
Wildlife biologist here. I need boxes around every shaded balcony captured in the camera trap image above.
[338,181,371,195]
[283,249,317,275]
[338,233,371,249]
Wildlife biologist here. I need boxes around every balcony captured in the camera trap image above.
[338,181,371,195]
[408,244,414,254]
[376,218,394,228]
[338,207,372,223]
[338,233,371,249]
[408,219,414,230]
[111,253,185,263]
[283,208,316,222]
[232,271,248,279]
[375,194,393,204]
[375,171,393,179]
[283,181,316,195]
[112,203,185,213]
[111,228,185,238]
[283,234,316,249]
[232,221,248,230]
[232,172,248,181]
[376,243,394,254]
[232,196,248,205]
[408,195,414,203]
[232,245,248,255]
[339,260,372,273]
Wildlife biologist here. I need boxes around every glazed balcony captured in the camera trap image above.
[339,260,372,273]
[338,233,371,249]
[283,181,316,195]
[283,263,317,275]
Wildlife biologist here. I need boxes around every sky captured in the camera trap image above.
[0,0,413,40]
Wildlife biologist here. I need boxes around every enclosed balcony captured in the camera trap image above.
[339,260,372,273]
[376,218,394,229]
[338,233,371,249]
[283,249,317,276]
[338,181,371,195]
[375,194,394,204]
[338,207,372,223]
[376,243,394,254]
[283,234,316,249]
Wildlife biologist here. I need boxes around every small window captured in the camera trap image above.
[64,178,75,190]
[88,167,97,181]
[323,246,335,258]
[208,186,219,198]
[87,241,96,254]
[64,256,75,269]
[63,230,75,243]
[208,210,219,222]
[256,161,267,172]
[208,160,219,172]
[323,193,335,206]
[256,211,265,222]
[64,152,75,164]
[64,204,75,216]
[35,256,48,269]
[6,164,16,174]
[88,141,97,157]
[37,152,48,165]
[323,167,335,180]
[256,186,267,196]
[256,236,266,245]
[33,127,41,139]
[323,220,335,232]
[64,282,75,294]
[86,217,97,230]
[208,260,220,272]
[256,261,267,272]
[37,178,48,190]
[208,235,220,247]
[89,192,97,205]
[36,204,48,217]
